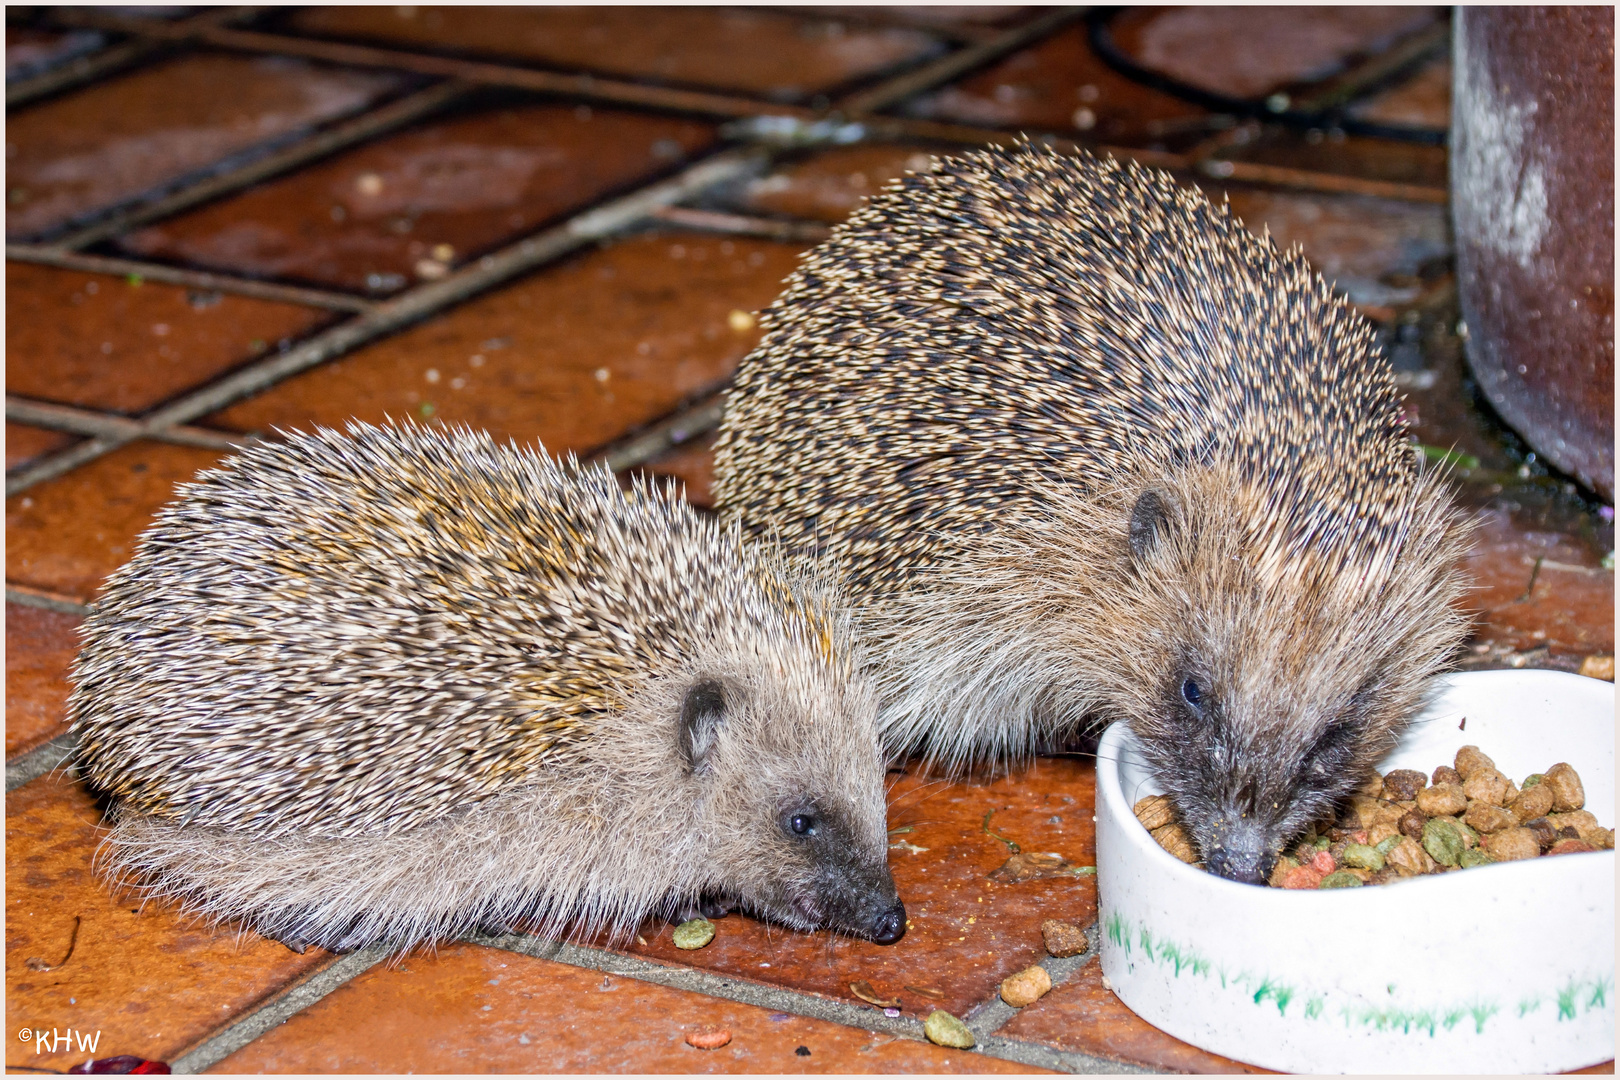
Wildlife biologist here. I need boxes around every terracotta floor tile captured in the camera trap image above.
[1227,132,1450,190]
[743,145,938,224]
[119,105,717,294]
[209,941,1040,1074]
[6,262,334,414]
[1111,6,1442,100]
[1000,954,1270,1073]
[633,432,718,510]
[6,774,333,1072]
[5,52,405,240]
[285,6,943,100]
[604,758,1098,1022]
[902,23,1206,146]
[6,441,227,603]
[1462,507,1614,656]
[811,7,1036,34]
[5,603,82,758]
[6,424,77,472]
[1349,56,1452,129]
[205,234,804,454]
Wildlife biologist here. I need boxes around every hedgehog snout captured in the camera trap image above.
[1198,815,1277,885]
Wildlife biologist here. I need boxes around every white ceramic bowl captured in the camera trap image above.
[1096,669,1615,1073]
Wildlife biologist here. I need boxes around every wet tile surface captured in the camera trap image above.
[209,941,1042,1074]
[902,23,1205,145]
[1226,131,1449,189]
[285,6,943,100]
[6,262,333,413]
[5,53,406,240]
[1350,56,1451,129]
[1218,189,1449,309]
[6,441,227,603]
[6,424,77,472]
[6,25,103,81]
[120,105,717,294]
[742,145,938,224]
[603,758,1098,1022]
[1463,506,1614,656]
[1000,954,1270,1073]
[6,774,333,1072]
[5,604,82,757]
[1111,6,1443,100]
[205,234,800,454]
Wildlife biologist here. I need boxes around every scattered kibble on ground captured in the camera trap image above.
[1040,918,1088,958]
[684,1025,732,1050]
[923,1009,976,1049]
[1133,746,1612,889]
[672,917,715,949]
[999,964,1053,1007]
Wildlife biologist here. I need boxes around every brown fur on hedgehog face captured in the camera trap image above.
[648,658,905,943]
[867,459,1472,883]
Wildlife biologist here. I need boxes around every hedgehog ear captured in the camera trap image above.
[1128,488,1177,563]
[678,679,727,773]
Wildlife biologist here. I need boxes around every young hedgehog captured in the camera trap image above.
[714,144,1474,885]
[70,422,905,951]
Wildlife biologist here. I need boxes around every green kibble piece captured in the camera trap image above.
[1312,836,1332,852]
[1374,834,1404,856]
[1341,842,1385,871]
[1422,818,1465,867]
[1458,847,1497,869]
[1522,773,1544,789]
[924,1009,976,1049]
[1318,870,1364,888]
[673,917,715,950]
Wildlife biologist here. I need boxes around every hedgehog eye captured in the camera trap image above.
[1180,678,1202,708]
[788,812,817,837]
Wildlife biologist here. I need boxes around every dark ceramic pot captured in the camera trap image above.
[1451,7,1614,500]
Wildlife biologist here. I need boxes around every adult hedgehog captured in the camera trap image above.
[71,423,905,950]
[714,144,1473,884]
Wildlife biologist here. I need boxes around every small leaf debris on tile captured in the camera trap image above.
[849,980,899,1007]
[904,984,945,999]
[989,850,1092,882]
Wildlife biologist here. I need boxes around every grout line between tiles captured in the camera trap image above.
[5,245,376,312]
[2,146,771,498]
[48,79,480,251]
[589,391,726,474]
[166,946,391,1075]
[4,7,258,109]
[837,6,1087,117]
[648,206,834,243]
[4,37,164,109]
[5,733,76,792]
[5,583,91,615]
[44,9,824,123]
[470,930,1144,1074]
[6,396,256,451]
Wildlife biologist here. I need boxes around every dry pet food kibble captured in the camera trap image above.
[1134,746,1611,889]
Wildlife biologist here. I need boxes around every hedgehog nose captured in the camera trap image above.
[868,900,907,945]
[1203,820,1274,885]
